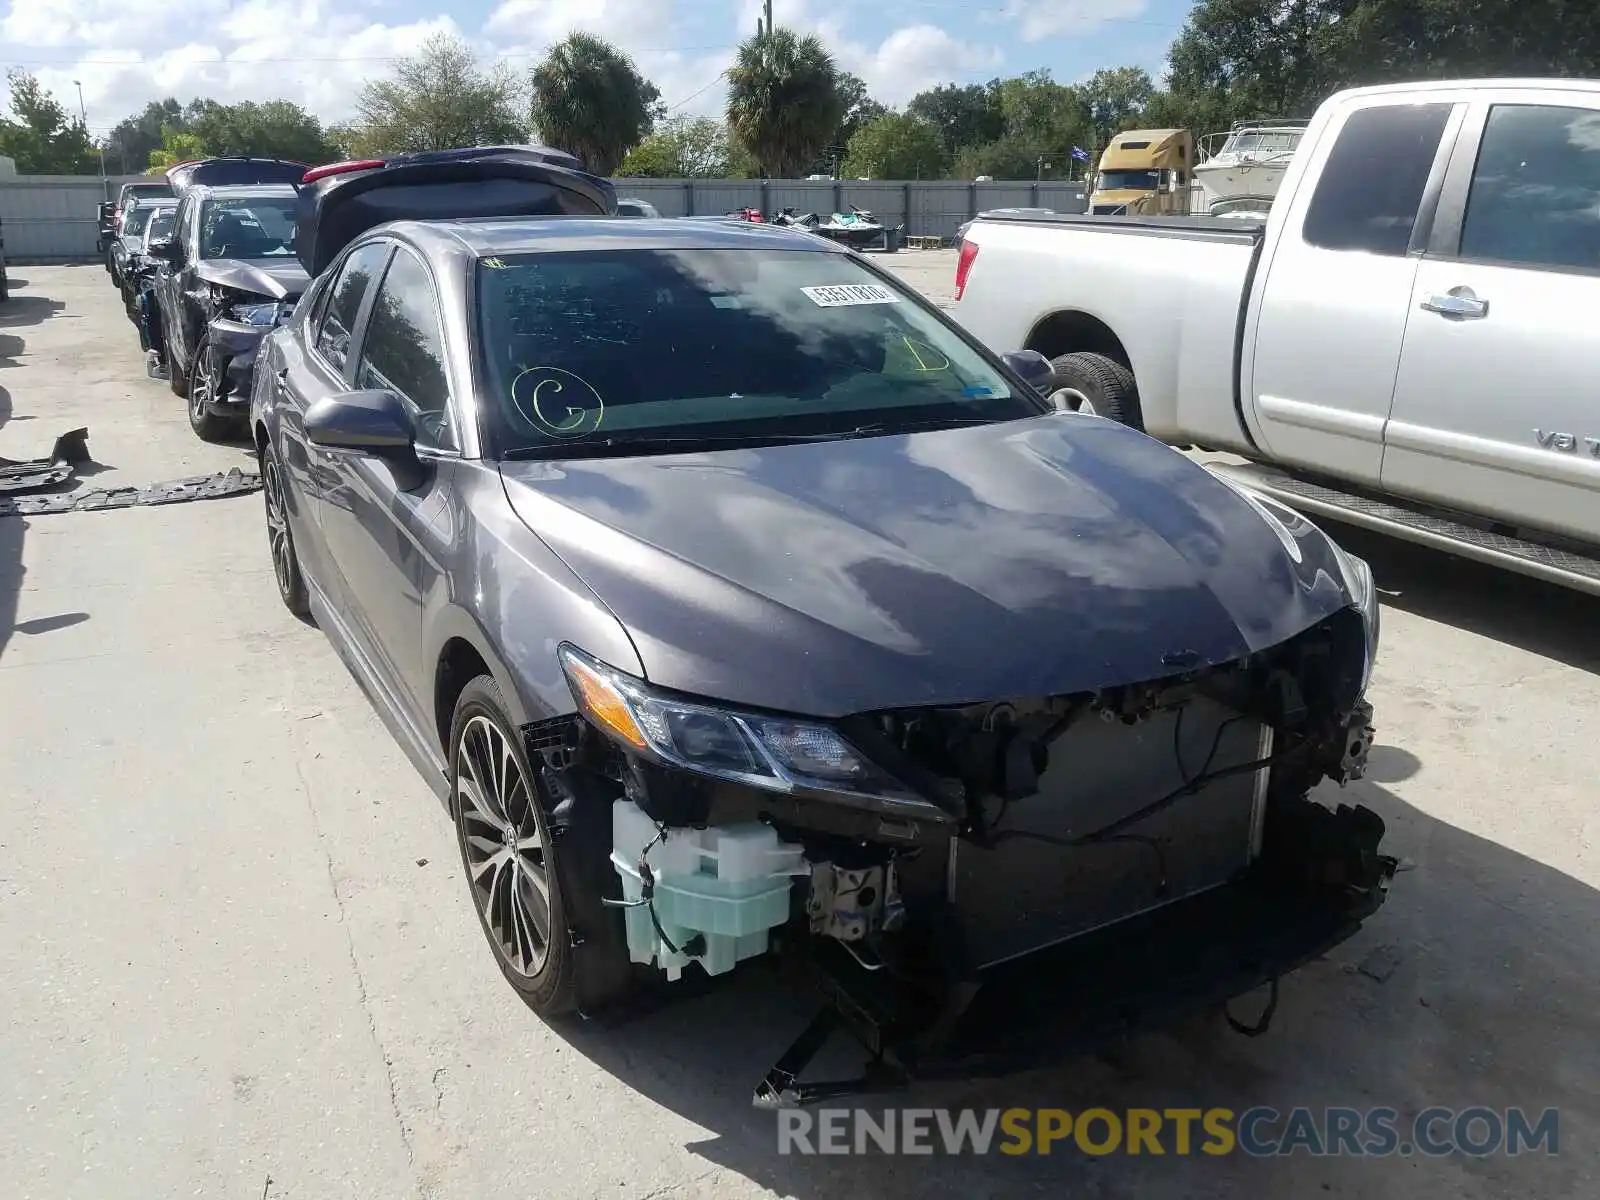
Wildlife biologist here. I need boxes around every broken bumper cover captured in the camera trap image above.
[756,798,1397,1108]
[207,310,288,409]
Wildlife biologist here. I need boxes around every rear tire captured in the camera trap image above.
[168,340,189,398]
[1047,351,1145,430]
[261,444,310,618]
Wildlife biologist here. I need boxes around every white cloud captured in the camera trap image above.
[733,0,1003,106]
[1000,0,1151,43]
[2,0,1009,141]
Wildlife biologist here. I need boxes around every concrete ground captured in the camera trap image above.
[2,263,1596,1199]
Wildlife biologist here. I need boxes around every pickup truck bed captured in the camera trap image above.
[955,212,1267,456]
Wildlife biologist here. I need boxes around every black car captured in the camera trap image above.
[103,181,172,277]
[113,197,177,312]
[150,182,307,440]
[125,205,180,333]
[250,153,1393,1107]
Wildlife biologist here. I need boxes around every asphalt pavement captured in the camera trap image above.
[1,261,1596,1199]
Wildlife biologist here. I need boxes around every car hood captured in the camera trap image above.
[499,415,1356,717]
[193,258,308,300]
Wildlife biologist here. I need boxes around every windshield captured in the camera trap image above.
[145,211,176,243]
[1097,170,1160,191]
[1226,131,1301,155]
[473,248,1039,456]
[199,196,298,259]
[123,205,161,236]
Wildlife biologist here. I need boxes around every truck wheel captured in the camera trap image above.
[1047,352,1145,430]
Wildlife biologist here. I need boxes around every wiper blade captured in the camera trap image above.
[501,418,1007,460]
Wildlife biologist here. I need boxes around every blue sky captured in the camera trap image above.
[1,0,1198,136]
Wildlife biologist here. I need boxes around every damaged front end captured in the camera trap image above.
[528,602,1394,1106]
[203,286,297,413]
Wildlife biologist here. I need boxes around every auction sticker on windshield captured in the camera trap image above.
[801,283,900,307]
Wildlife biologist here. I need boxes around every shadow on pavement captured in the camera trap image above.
[541,775,1595,1198]
[1321,520,1600,676]
[0,293,66,329]
[0,381,17,660]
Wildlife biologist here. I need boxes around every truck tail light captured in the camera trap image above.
[954,238,979,301]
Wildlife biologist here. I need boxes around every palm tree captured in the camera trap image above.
[725,29,846,179]
[530,33,663,177]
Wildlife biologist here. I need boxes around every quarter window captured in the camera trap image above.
[355,249,456,451]
[1458,104,1600,272]
[314,242,389,374]
[1302,103,1454,257]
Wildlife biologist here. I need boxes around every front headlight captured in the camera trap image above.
[231,301,283,327]
[558,645,945,820]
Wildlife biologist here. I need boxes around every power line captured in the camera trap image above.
[2,44,742,69]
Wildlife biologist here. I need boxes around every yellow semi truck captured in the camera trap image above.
[1088,128,1194,215]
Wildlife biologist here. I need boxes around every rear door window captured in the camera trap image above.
[1302,103,1455,256]
[1457,103,1600,272]
[314,242,390,375]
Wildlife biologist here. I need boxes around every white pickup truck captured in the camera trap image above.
[952,77,1600,597]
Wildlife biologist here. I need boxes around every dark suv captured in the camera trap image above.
[150,182,307,439]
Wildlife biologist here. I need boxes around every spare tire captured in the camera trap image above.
[1047,351,1144,430]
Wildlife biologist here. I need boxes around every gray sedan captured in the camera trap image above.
[252,204,1389,1105]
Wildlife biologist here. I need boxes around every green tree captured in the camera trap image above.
[185,99,339,164]
[841,112,946,179]
[529,33,662,176]
[952,135,1049,180]
[353,32,525,153]
[725,29,846,178]
[1077,67,1156,148]
[105,98,185,176]
[0,71,98,174]
[147,124,210,172]
[617,117,749,177]
[814,71,888,172]
[907,83,1005,156]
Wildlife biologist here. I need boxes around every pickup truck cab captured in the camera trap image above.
[953,78,1600,597]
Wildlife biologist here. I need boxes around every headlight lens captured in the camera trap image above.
[558,646,944,818]
[231,301,283,326]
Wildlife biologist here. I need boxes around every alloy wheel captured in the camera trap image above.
[1049,386,1098,417]
[189,345,214,423]
[456,715,552,978]
[263,457,294,600]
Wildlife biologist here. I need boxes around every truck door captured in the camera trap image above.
[1245,99,1463,484]
[1381,93,1600,546]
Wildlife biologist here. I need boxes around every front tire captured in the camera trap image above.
[450,676,578,1018]
[186,335,234,442]
[261,444,310,617]
[1047,351,1145,430]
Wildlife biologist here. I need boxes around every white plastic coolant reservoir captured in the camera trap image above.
[611,800,808,980]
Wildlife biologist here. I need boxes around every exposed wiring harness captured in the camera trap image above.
[989,709,1313,896]
[600,823,707,961]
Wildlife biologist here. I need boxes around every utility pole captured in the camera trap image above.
[73,80,107,189]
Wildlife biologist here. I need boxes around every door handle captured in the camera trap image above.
[1420,290,1488,319]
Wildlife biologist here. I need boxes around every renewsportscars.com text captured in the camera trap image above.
[776,1106,1559,1157]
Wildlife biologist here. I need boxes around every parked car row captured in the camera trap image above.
[98,147,1394,1107]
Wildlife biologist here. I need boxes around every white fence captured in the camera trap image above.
[0,174,1089,263]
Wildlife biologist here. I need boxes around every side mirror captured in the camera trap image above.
[1001,349,1055,396]
[305,389,428,489]
[148,239,179,262]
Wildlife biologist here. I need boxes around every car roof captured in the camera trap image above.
[408,216,848,257]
